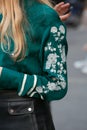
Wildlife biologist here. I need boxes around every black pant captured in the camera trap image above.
[0,90,55,130]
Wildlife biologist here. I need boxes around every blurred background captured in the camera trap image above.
[51,0,87,130]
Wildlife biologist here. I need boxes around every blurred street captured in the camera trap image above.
[51,25,87,130]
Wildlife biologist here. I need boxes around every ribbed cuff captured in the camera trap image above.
[18,75,37,96]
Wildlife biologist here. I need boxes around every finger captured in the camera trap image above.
[55,3,71,16]
[56,3,70,10]
[54,2,64,11]
[61,3,70,14]
[60,13,71,21]
[59,4,70,15]
[61,3,70,8]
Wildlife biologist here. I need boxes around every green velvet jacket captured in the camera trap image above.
[0,0,68,101]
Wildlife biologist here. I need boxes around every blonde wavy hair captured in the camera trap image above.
[0,0,52,61]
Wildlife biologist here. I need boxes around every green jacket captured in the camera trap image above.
[0,0,68,101]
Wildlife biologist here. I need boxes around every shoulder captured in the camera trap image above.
[26,1,61,25]
[25,1,66,41]
[40,4,60,24]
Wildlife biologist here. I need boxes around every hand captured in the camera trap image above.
[54,2,71,21]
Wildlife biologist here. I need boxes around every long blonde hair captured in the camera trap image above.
[0,0,52,61]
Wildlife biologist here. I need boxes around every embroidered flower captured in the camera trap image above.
[57,62,60,66]
[47,82,57,91]
[55,37,59,41]
[47,82,61,91]
[61,46,66,62]
[50,69,56,73]
[45,62,51,69]
[60,36,64,40]
[57,32,61,37]
[59,25,65,34]
[36,87,43,93]
[46,54,56,66]
[50,25,65,42]
[46,53,59,70]
[45,42,56,52]
[60,81,66,89]
[51,26,58,33]
[57,70,62,74]
[58,44,62,49]
[47,53,58,63]
[63,70,66,74]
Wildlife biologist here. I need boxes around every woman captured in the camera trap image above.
[0,0,70,130]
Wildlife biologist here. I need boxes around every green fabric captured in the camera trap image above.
[0,14,2,22]
[0,0,68,101]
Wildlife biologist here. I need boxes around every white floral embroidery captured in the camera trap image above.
[45,42,56,52]
[58,75,65,81]
[46,53,59,70]
[55,37,59,41]
[57,32,61,37]
[64,70,67,74]
[47,82,61,91]
[36,87,43,93]
[57,81,66,89]
[60,36,64,40]
[51,26,58,33]
[26,25,67,100]
[50,69,56,73]
[34,25,67,96]
[58,44,62,49]
[48,53,57,63]
[61,46,66,62]
[59,25,65,34]
[51,25,65,42]
[60,81,66,89]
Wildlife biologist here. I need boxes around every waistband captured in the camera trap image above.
[0,90,37,102]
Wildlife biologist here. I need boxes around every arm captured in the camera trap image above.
[0,4,68,101]
[0,23,68,101]
[54,2,71,21]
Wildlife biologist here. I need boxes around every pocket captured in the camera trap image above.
[8,100,34,116]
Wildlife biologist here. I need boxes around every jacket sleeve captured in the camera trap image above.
[0,21,68,101]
